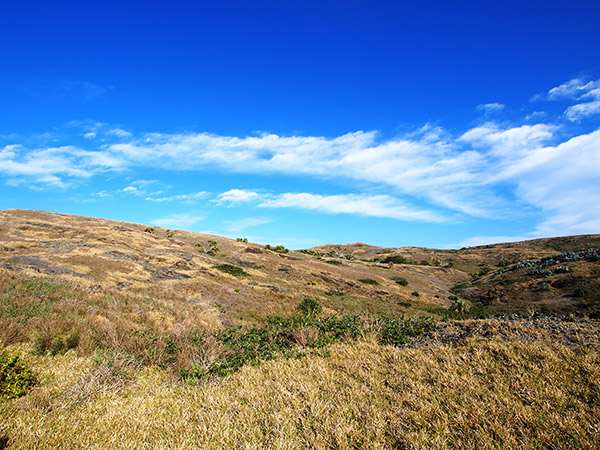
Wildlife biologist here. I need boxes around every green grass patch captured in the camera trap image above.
[213,264,250,277]
[324,260,343,266]
[0,349,37,399]
[391,277,408,286]
[358,278,379,285]
[182,298,438,380]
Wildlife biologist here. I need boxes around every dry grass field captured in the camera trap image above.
[1,209,599,449]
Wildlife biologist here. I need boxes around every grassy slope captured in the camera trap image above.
[1,337,599,449]
[1,210,600,448]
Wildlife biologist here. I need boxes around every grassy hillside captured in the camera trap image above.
[1,210,599,448]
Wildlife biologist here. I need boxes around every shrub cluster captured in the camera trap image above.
[358,278,379,285]
[392,277,408,286]
[213,264,249,277]
[182,298,439,380]
[0,349,36,399]
[265,244,289,254]
[299,249,322,257]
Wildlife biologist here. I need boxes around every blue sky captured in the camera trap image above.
[1,0,600,249]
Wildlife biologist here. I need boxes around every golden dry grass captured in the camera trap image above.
[1,337,599,449]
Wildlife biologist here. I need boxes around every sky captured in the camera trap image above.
[1,0,600,249]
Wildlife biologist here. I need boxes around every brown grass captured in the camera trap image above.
[1,337,598,449]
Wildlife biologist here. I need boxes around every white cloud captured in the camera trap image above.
[565,97,600,121]
[547,78,596,100]
[214,189,264,206]
[150,213,204,228]
[525,111,546,121]
[259,192,446,222]
[446,235,529,249]
[476,103,505,113]
[544,78,600,121]
[3,76,600,237]
[107,128,132,137]
[91,190,111,198]
[146,191,209,203]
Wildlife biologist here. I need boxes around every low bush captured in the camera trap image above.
[375,316,435,346]
[358,278,379,285]
[392,277,408,286]
[0,349,36,399]
[213,264,249,277]
[299,249,321,257]
[182,299,437,380]
[265,244,289,254]
[325,260,343,266]
[297,298,322,317]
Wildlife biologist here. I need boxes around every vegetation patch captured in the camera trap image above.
[0,349,36,399]
[182,298,438,380]
[299,249,321,257]
[265,244,289,254]
[391,277,408,286]
[213,264,250,277]
[358,278,379,285]
[451,281,469,293]
[324,259,343,266]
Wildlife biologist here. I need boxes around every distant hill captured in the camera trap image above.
[1,209,599,321]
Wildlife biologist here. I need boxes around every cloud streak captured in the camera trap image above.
[259,192,446,222]
[2,77,600,238]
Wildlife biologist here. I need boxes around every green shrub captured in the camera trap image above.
[325,260,343,266]
[0,349,36,399]
[324,289,344,296]
[392,277,408,286]
[375,316,435,346]
[144,227,155,233]
[299,249,322,257]
[380,255,408,264]
[358,278,379,285]
[411,291,420,297]
[297,298,322,317]
[214,264,249,277]
[451,281,469,293]
[265,244,289,254]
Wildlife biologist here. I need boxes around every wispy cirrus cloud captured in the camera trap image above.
[150,213,204,228]
[210,189,444,223]
[213,189,264,206]
[145,191,209,203]
[476,103,505,113]
[541,77,600,121]
[258,192,446,222]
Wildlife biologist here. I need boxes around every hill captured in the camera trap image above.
[0,209,599,449]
